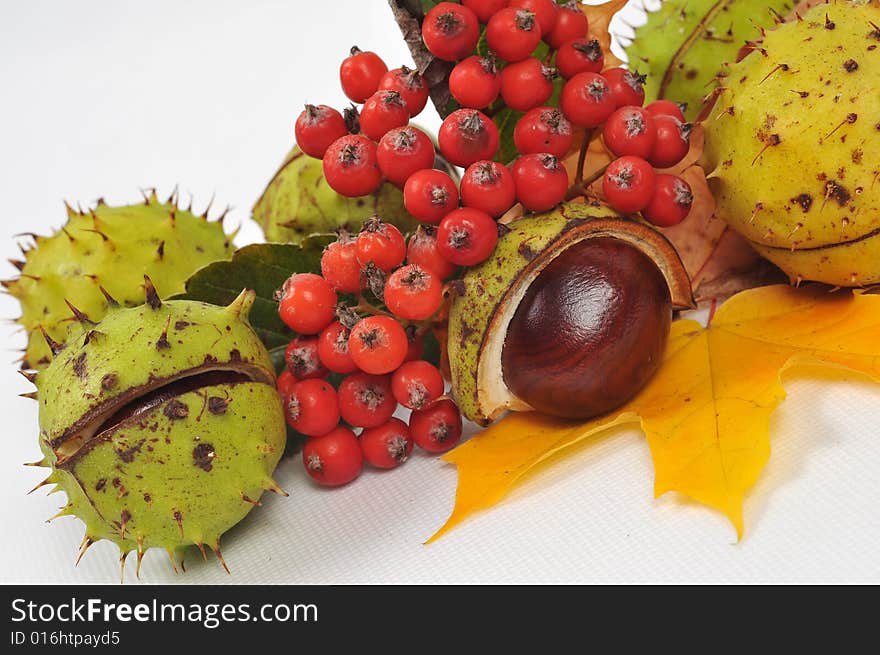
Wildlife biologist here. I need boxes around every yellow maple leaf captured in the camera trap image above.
[429,284,880,543]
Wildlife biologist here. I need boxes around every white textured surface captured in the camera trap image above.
[1,0,879,585]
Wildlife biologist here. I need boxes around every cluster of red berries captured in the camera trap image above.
[600,98,694,227]
[295,42,505,269]
[275,218,463,488]
[422,0,695,228]
[295,1,695,276]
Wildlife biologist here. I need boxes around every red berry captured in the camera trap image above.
[376,126,435,186]
[645,99,687,123]
[560,72,616,128]
[409,399,463,453]
[355,218,407,272]
[302,426,363,487]
[338,372,397,428]
[359,90,410,141]
[360,418,414,469]
[510,0,558,35]
[285,336,328,380]
[513,107,574,157]
[384,264,443,321]
[603,106,657,159]
[546,3,588,49]
[339,47,388,103]
[460,160,516,218]
[422,2,480,62]
[462,0,509,24]
[449,55,501,109]
[511,153,569,212]
[403,169,460,225]
[437,207,499,266]
[555,37,604,79]
[642,174,693,227]
[279,273,337,335]
[322,135,383,197]
[321,234,362,294]
[276,369,297,400]
[602,68,647,108]
[602,156,656,214]
[486,8,541,62]
[649,116,692,169]
[500,58,556,112]
[407,224,459,279]
[317,321,358,374]
[379,66,429,117]
[295,104,349,159]
[286,378,340,437]
[438,109,499,168]
[349,315,409,375]
[392,360,445,410]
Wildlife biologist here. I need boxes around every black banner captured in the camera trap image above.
[0,585,874,649]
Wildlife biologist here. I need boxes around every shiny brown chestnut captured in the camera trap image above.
[501,237,671,419]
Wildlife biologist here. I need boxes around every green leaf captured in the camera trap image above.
[493,107,523,166]
[173,236,334,354]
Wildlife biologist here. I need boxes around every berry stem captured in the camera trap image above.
[567,128,601,200]
[573,131,591,186]
[566,160,610,201]
[355,295,393,318]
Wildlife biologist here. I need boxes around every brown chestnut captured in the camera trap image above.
[501,237,671,419]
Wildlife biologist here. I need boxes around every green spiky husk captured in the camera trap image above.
[627,0,794,121]
[251,146,419,243]
[6,191,233,369]
[34,290,286,574]
[702,2,880,286]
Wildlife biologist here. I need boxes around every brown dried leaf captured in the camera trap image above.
[656,166,722,276]
[690,231,788,303]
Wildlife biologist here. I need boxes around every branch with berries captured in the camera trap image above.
[271,0,702,488]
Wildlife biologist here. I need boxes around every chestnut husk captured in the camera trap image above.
[447,202,693,426]
[502,237,671,419]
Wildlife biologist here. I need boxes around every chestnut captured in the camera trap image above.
[447,203,693,426]
[501,237,671,419]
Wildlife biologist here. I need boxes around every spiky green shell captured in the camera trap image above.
[37,289,274,444]
[252,146,419,243]
[48,382,284,570]
[6,191,233,369]
[448,204,693,426]
[35,290,285,574]
[627,0,794,120]
[702,2,880,286]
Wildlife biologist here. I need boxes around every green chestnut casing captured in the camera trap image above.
[702,2,880,286]
[4,191,233,370]
[30,280,286,577]
[626,0,794,121]
[252,145,419,243]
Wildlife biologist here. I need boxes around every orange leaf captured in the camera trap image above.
[580,0,629,68]
[430,285,880,542]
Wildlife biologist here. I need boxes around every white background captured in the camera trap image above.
[0,0,878,585]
